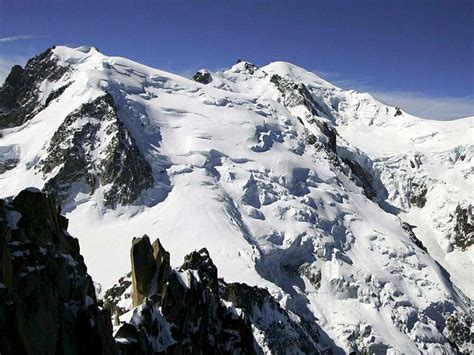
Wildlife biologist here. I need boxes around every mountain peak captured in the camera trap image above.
[263,61,334,89]
[228,59,260,74]
[0,47,472,354]
[51,45,103,65]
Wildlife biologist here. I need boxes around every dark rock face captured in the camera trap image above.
[223,282,322,353]
[44,82,72,106]
[306,133,318,145]
[103,272,132,318]
[452,205,473,250]
[444,312,473,354]
[402,222,427,252]
[109,237,326,354]
[191,70,212,84]
[342,158,377,199]
[152,238,170,301]
[270,74,336,152]
[0,48,70,129]
[131,236,157,307]
[180,248,218,294]
[312,119,337,153]
[235,60,259,74]
[38,93,153,208]
[112,237,255,354]
[270,74,329,118]
[0,189,116,355]
[161,269,255,354]
[410,181,427,208]
[128,236,171,309]
[298,263,322,289]
[222,282,267,315]
[0,191,326,354]
[243,62,259,74]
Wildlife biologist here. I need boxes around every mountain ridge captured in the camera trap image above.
[0,46,472,353]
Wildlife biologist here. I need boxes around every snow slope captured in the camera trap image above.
[254,62,474,299]
[0,46,472,353]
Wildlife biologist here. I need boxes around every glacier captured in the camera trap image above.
[0,46,472,353]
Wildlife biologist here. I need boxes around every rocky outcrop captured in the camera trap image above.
[38,93,154,207]
[108,237,326,354]
[111,237,255,354]
[129,236,171,308]
[236,60,260,74]
[270,74,336,152]
[152,238,170,301]
[179,248,218,293]
[270,74,330,118]
[0,188,116,355]
[243,62,259,74]
[103,272,132,319]
[402,222,427,252]
[410,180,428,208]
[222,283,321,353]
[444,312,473,354]
[342,158,377,199]
[44,82,72,106]
[192,70,212,84]
[131,236,158,307]
[0,47,69,129]
[312,118,337,153]
[451,204,473,250]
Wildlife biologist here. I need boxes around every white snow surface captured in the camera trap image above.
[0,46,472,353]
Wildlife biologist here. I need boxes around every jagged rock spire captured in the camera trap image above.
[0,189,117,354]
[130,235,156,307]
[152,238,171,299]
[112,237,326,354]
[191,70,212,84]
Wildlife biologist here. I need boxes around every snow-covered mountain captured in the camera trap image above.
[0,46,472,354]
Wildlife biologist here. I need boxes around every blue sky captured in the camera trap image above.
[0,0,472,119]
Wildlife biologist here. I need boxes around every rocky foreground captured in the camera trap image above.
[0,189,332,354]
[0,188,116,354]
